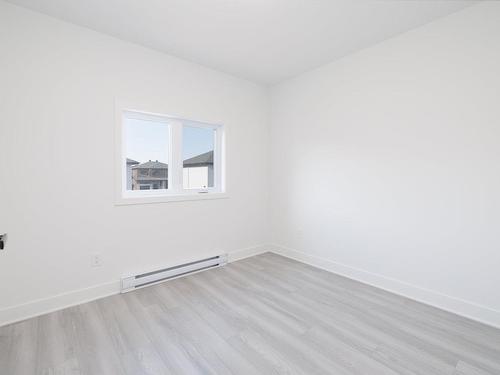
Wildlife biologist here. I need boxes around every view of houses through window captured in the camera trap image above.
[125,117,170,191]
[125,116,215,191]
[183,125,215,189]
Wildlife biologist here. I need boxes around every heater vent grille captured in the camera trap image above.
[121,254,228,293]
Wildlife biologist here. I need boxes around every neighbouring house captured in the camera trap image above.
[183,150,214,189]
[131,160,168,190]
[126,158,139,190]
[127,151,214,190]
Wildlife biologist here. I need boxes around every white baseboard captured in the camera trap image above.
[0,281,120,327]
[0,244,270,327]
[3,243,498,330]
[270,244,500,330]
[227,244,270,262]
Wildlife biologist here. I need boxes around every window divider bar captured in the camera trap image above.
[170,120,184,194]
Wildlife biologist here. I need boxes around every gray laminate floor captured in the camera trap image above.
[1,252,499,375]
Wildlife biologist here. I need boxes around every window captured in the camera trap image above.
[117,109,225,204]
[183,125,215,189]
[125,114,170,192]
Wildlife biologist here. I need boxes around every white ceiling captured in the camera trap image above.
[6,0,472,85]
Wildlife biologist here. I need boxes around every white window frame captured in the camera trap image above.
[115,107,226,205]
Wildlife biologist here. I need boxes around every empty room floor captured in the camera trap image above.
[1,253,499,375]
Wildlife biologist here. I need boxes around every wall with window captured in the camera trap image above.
[269,2,500,326]
[0,2,269,324]
[118,112,223,202]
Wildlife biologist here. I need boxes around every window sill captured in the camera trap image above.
[115,192,228,206]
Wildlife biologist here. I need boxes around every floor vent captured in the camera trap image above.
[121,254,228,293]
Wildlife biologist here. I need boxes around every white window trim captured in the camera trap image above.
[115,105,227,205]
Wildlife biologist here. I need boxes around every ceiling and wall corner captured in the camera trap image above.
[4,0,472,85]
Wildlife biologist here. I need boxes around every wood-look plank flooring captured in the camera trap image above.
[1,252,499,374]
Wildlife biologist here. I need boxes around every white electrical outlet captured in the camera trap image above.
[91,253,102,267]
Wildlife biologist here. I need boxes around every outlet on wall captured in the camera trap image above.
[91,253,102,267]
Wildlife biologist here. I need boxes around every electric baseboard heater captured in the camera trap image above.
[121,254,228,293]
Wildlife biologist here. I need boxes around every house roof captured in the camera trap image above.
[130,151,213,170]
[132,160,168,169]
[135,176,167,181]
[183,151,213,167]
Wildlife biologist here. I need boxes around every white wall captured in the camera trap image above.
[2,1,500,329]
[269,3,500,327]
[0,2,269,325]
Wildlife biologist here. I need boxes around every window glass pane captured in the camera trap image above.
[125,117,169,191]
[183,124,215,189]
